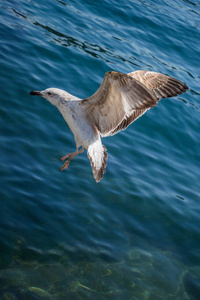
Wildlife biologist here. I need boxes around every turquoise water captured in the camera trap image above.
[0,0,200,299]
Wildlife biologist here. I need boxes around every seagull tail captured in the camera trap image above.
[87,140,108,183]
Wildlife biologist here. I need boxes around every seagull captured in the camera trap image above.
[30,70,188,182]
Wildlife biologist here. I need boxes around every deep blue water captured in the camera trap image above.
[0,0,200,299]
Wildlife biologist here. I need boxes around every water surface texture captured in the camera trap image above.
[0,0,200,299]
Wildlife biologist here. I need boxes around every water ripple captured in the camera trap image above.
[0,0,200,299]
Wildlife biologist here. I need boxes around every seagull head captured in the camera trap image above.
[30,88,67,106]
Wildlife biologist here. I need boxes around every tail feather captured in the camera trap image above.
[87,140,107,183]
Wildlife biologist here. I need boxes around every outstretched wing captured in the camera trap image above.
[80,71,188,138]
[128,70,188,100]
[80,71,158,137]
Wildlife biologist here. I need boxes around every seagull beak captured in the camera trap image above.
[30,91,43,96]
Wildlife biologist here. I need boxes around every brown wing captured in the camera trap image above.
[128,70,188,100]
[80,71,158,137]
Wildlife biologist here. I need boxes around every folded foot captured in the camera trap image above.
[59,147,84,172]
[59,152,76,161]
[60,160,70,171]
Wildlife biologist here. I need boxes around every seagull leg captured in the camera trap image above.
[59,147,84,161]
[59,152,76,161]
[59,147,84,171]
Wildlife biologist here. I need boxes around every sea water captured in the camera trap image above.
[0,0,200,299]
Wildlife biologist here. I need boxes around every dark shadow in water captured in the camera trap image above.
[56,0,71,7]
[178,97,200,112]
[11,8,27,19]
[31,19,142,68]
[181,0,198,7]
[5,4,153,70]
[5,3,142,68]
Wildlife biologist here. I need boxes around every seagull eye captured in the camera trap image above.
[47,92,52,96]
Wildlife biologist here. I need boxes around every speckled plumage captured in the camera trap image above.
[30,70,188,182]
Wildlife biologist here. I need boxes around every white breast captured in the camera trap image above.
[57,100,96,149]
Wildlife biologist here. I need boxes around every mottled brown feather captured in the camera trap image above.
[80,71,188,139]
[81,71,158,137]
[128,70,188,100]
[110,109,148,136]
